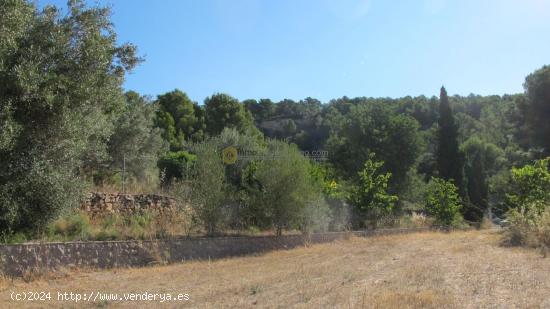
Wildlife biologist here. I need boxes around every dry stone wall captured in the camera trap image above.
[80,192,182,216]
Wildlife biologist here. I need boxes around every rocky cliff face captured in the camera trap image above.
[80,192,181,216]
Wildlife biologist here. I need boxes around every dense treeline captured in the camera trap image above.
[1,0,550,240]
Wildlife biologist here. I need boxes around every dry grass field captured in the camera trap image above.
[1,229,549,308]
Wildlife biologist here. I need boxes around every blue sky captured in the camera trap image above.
[40,0,550,103]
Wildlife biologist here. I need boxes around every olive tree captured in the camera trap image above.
[0,0,139,236]
[253,140,320,235]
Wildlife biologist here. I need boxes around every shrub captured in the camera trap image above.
[0,232,28,244]
[125,213,154,239]
[507,204,550,248]
[252,140,320,235]
[505,158,550,248]
[39,208,193,242]
[302,196,332,234]
[396,213,433,228]
[309,164,351,231]
[507,157,550,213]
[46,212,92,241]
[186,139,229,235]
[424,177,463,227]
[94,227,121,241]
[325,197,351,231]
[157,151,196,185]
[349,154,398,228]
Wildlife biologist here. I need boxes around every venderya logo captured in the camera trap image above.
[222,146,238,165]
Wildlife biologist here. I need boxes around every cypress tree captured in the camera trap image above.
[436,87,467,201]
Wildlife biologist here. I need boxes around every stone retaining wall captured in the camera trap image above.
[0,228,431,277]
[80,192,183,216]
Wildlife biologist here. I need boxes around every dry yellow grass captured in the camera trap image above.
[1,230,549,308]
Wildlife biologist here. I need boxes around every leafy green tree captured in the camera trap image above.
[507,157,550,213]
[518,65,550,155]
[253,140,319,235]
[460,136,505,221]
[107,91,168,186]
[0,0,138,236]
[243,98,276,123]
[308,163,351,231]
[349,154,398,227]
[326,103,421,192]
[173,128,265,233]
[425,177,463,227]
[155,89,205,150]
[436,87,467,200]
[204,93,258,136]
[184,137,229,235]
[464,152,488,221]
[282,119,297,135]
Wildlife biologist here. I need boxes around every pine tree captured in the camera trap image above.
[436,87,467,201]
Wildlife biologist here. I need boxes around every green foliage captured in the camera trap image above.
[308,163,348,199]
[302,196,332,233]
[106,91,168,186]
[505,158,550,248]
[436,87,467,200]
[507,158,550,213]
[507,206,550,248]
[464,151,488,222]
[157,151,196,185]
[47,212,92,241]
[0,0,138,236]
[519,65,550,155]
[326,102,421,192]
[154,89,205,150]
[252,140,321,235]
[244,98,275,123]
[169,128,267,234]
[425,177,463,227]
[349,154,398,227]
[461,136,504,221]
[181,136,230,235]
[0,232,28,244]
[399,169,429,212]
[204,93,259,137]
[0,0,546,239]
[124,213,154,239]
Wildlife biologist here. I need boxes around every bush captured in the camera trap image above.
[349,154,398,228]
[505,158,550,248]
[507,157,550,212]
[47,212,92,241]
[302,196,332,234]
[325,197,351,231]
[397,213,433,228]
[174,136,229,235]
[0,232,28,244]
[507,204,550,248]
[94,227,121,241]
[157,151,197,185]
[252,140,320,235]
[125,213,154,239]
[424,177,463,227]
